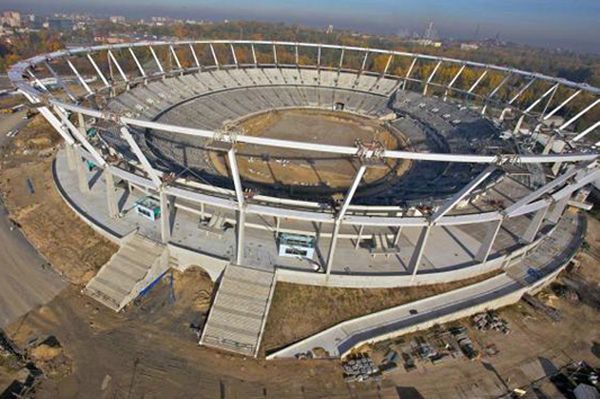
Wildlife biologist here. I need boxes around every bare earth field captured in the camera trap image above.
[0,115,117,285]
[210,108,411,191]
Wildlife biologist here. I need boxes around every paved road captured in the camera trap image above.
[0,110,66,328]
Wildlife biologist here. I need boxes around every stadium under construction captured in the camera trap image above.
[9,40,600,358]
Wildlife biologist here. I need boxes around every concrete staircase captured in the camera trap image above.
[84,232,168,312]
[200,264,276,357]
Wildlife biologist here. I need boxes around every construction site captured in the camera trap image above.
[0,39,599,398]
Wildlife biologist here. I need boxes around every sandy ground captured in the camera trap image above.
[211,109,410,192]
[0,115,118,285]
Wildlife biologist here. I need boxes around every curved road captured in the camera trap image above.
[0,109,66,328]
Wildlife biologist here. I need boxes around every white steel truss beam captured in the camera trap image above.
[474,219,502,263]
[87,53,110,88]
[317,46,322,67]
[44,61,76,102]
[338,48,345,70]
[467,69,488,94]
[402,57,418,90]
[66,58,93,95]
[544,90,581,120]
[423,60,442,95]
[119,126,162,188]
[360,51,369,71]
[230,44,238,67]
[45,103,596,165]
[430,165,496,223]
[295,45,299,65]
[189,44,200,68]
[107,50,128,82]
[19,90,75,145]
[509,78,536,105]
[128,47,146,78]
[503,165,580,217]
[55,107,106,167]
[443,64,465,101]
[149,46,164,73]
[559,98,600,131]
[251,44,258,66]
[209,44,219,67]
[525,83,559,114]
[382,54,393,76]
[170,45,182,70]
[325,165,367,276]
[572,121,600,142]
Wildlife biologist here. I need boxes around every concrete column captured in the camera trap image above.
[235,209,245,265]
[105,168,118,219]
[65,143,77,170]
[227,147,246,265]
[474,219,502,263]
[325,220,342,277]
[410,225,431,280]
[547,196,570,224]
[77,112,86,134]
[522,206,549,244]
[325,165,367,276]
[354,225,364,250]
[75,146,89,193]
[513,115,525,134]
[159,190,171,243]
[392,226,403,247]
[408,225,431,281]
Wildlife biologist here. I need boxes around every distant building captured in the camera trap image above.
[110,16,126,24]
[326,24,334,34]
[460,43,479,51]
[413,39,442,48]
[94,35,128,44]
[46,18,74,31]
[1,11,21,28]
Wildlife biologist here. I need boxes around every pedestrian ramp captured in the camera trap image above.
[200,264,276,357]
[84,232,168,312]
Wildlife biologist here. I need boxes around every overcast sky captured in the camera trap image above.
[5,0,600,54]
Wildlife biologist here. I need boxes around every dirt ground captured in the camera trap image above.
[3,269,403,398]
[261,270,502,354]
[2,224,598,398]
[346,216,600,398]
[210,109,411,191]
[0,115,117,285]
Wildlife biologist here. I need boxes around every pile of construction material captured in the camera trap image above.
[451,327,478,360]
[472,311,511,334]
[342,353,381,382]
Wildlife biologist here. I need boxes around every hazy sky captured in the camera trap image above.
[5,0,600,54]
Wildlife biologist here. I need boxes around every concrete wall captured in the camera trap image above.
[169,243,228,281]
